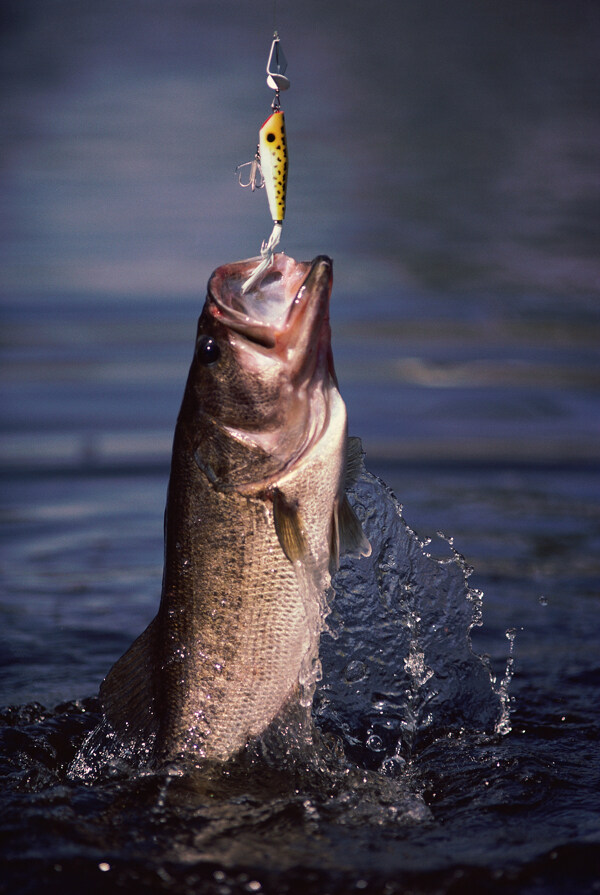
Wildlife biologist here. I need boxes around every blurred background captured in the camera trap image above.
[1,0,599,704]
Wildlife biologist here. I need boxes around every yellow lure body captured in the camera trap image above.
[259,110,287,223]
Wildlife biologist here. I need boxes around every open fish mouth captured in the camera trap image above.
[207,254,333,355]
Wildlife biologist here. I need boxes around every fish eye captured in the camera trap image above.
[196,335,221,365]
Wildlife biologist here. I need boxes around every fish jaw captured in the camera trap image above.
[195,254,338,484]
[207,253,311,342]
[206,253,334,380]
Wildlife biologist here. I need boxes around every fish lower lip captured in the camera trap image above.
[295,256,333,300]
[287,255,333,328]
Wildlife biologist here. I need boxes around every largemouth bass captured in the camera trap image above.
[99,254,370,765]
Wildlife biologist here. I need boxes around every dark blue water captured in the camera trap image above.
[2,1,600,892]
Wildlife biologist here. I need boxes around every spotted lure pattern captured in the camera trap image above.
[259,109,287,224]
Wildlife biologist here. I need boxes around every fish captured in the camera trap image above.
[98,253,370,765]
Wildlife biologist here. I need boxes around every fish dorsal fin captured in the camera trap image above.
[273,488,307,563]
[336,494,372,562]
[345,436,365,489]
[100,617,159,747]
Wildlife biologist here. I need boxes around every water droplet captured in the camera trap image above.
[436,530,454,546]
[366,733,384,752]
[302,798,319,820]
[344,660,367,683]
[538,595,548,606]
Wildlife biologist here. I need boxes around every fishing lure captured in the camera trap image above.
[259,108,287,226]
[237,32,289,294]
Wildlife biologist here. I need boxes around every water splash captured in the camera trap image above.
[62,464,505,784]
[494,626,520,736]
[315,466,504,769]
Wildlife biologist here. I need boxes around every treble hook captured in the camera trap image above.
[235,149,264,191]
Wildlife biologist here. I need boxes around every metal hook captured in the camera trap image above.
[235,150,264,191]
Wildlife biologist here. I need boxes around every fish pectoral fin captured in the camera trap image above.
[336,494,372,561]
[273,488,307,563]
[100,617,159,746]
[345,436,365,489]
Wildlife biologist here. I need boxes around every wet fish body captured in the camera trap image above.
[99,254,369,764]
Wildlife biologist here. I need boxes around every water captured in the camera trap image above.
[2,1,600,892]
[3,464,594,895]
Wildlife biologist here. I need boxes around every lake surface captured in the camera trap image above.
[1,1,599,892]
